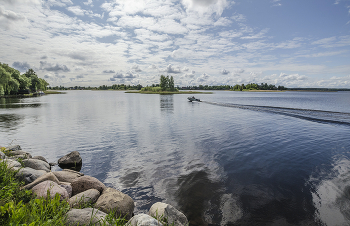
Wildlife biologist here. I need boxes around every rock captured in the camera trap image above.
[127,214,164,226]
[0,152,6,159]
[31,180,69,200]
[65,208,111,226]
[9,150,32,158]
[16,167,47,185]
[53,170,83,183]
[5,145,21,152]
[94,187,134,220]
[58,151,82,170]
[69,189,100,208]
[64,168,84,176]
[8,154,31,160]
[71,175,106,196]
[32,156,48,163]
[49,162,57,166]
[22,159,50,172]
[23,172,60,190]
[149,202,188,226]
[60,182,73,198]
[1,159,21,168]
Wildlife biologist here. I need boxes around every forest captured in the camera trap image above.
[0,63,49,96]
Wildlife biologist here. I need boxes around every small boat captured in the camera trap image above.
[187,96,201,102]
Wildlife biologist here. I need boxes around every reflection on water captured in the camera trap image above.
[0,114,24,130]
[160,95,174,112]
[1,91,350,225]
[310,156,350,226]
[0,97,42,108]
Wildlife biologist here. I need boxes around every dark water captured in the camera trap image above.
[1,91,350,226]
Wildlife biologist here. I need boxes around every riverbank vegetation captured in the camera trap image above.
[0,63,49,96]
[0,157,126,225]
[231,83,286,91]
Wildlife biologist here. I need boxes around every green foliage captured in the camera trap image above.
[0,63,49,95]
[231,83,286,91]
[0,160,32,207]
[159,75,177,92]
[140,86,162,92]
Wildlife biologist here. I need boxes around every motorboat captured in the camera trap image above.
[187,96,200,102]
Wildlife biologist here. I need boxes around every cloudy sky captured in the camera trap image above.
[1,0,350,88]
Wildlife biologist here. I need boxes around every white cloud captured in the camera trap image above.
[182,0,230,16]
[221,69,230,75]
[164,64,181,74]
[67,6,85,16]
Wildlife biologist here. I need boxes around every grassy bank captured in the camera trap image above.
[44,90,66,94]
[0,158,125,225]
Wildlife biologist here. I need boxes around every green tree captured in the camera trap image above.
[169,76,174,91]
[159,75,169,91]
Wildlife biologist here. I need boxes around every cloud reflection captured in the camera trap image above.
[310,158,350,225]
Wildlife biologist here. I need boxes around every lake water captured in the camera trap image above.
[1,90,350,225]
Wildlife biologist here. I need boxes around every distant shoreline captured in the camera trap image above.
[125,91,213,94]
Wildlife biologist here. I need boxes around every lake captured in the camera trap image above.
[1,90,350,225]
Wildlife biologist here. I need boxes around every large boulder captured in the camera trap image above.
[149,202,188,226]
[22,159,50,172]
[32,156,48,163]
[53,169,83,183]
[71,175,106,196]
[65,208,111,226]
[94,187,134,220]
[69,189,100,208]
[60,182,73,198]
[127,214,163,226]
[31,180,69,200]
[1,159,21,168]
[16,167,47,185]
[23,172,60,190]
[58,151,82,170]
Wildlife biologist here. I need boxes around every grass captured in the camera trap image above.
[0,159,127,226]
[44,90,66,94]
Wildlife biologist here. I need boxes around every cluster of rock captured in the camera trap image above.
[0,145,189,226]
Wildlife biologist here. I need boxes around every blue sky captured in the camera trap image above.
[1,0,350,88]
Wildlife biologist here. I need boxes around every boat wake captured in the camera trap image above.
[202,101,350,126]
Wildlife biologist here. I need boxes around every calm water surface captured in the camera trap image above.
[1,91,350,226]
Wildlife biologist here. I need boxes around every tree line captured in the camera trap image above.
[0,63,49,96]
[232,83,286,91]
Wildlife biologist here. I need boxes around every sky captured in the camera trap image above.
[0,0,350,88]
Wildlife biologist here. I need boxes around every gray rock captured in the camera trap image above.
[32,180,69,200]
[71,175,106,196]
[23,172,60,190]
[149,202,188,226]
[32,156,48,163]
[8,154,30,160]
[65,208,111,226]
[0,152,6,159]
[1,159,21,168]
[64,168,84,176]
[53,170,83,183]
[60,182,73,198]
[9,150,32,158]
[22,159,50,172]
[69,189,100,208]
[16,167,47,185]
[5,145,21,151]
[95,187,134,220]
[58,151,82,167]
[127,214,163,226]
